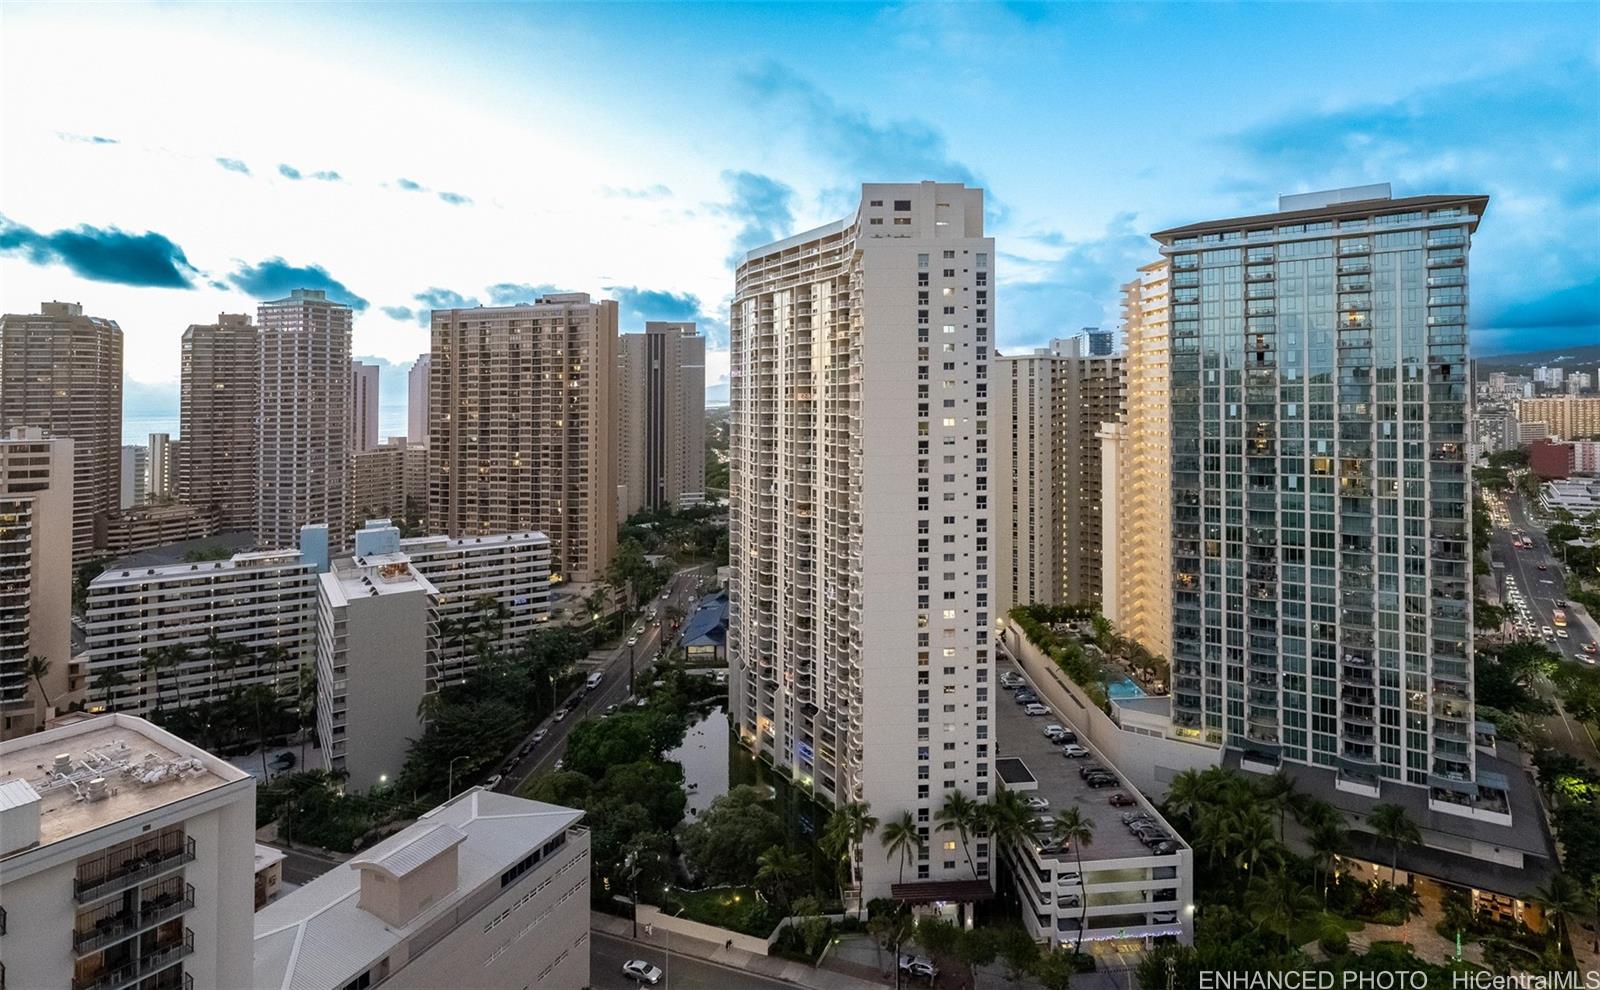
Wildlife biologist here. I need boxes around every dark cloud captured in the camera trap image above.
[0,215,197,288]
[225,257,369,311]
[738,61,980,186]
[599,184,672,200]
[437,191,472,206]
[605,285,730,348]
[278,164,303,180]
[717,170,795,265]
[485,282,560,306]
[396,178,424,192]
[216,157,251,175]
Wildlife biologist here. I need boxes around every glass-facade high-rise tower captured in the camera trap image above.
[1152,184,1488,803]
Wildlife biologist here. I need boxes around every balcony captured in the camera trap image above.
[74,884,195,956]
[75,837,195,904]
[71,930,193,990]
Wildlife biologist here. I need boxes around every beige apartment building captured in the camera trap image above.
[258,290,352,549]
[147,433,175,502]
[618,321,706,517]
[254,790,589,990]
[731,182,995,903]
[0,428,73,738]
[0,713,257,990]
[996,334,1125,611]
[428,292,616,583]
[1101,261,1174,661]
[178,313,259,531]
[1517,395,1600,441]
[350,359,381,454]
[0,301,123,563]
[94,503,220,558]
[408,352,430,442]
[351,436,428,527]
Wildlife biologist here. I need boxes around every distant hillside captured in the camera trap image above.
[1475,343,1600,377]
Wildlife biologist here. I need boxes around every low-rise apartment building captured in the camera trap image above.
[93,503,220,559]
[0,713,256,990]
[253,789,589,990]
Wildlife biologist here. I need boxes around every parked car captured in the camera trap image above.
[1122,811,1154,825]
[1061,743,1089,757]
[1057,729,1078,745]
[623,959,663,985]
[1043,723,1067,739]
[1085,774,1117,789]
[899,955,938,981]
[553,707,570,721]
[1108,792,1136,807]
[531,727,548,744]
[1151,840,1178,855]
[484,774,502,789]
[1583,640,1597,655]
[1024,703,1051,716]
[1027,796,1050,811]
[1014,691,1039,704]
[1152,911,1178,924]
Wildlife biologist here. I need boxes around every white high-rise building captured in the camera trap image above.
[0,713,256,990]
[257,290,352,550]
[350,359,381,454]
[730,182,994,903]
[407,353,430,444]
[119,444,148,509]
[83,548,320,715]
[0,428,74,737]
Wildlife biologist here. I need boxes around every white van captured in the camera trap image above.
[585,671,603,690]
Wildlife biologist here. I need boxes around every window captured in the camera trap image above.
[895,200,912,211]
[870,200,883,207]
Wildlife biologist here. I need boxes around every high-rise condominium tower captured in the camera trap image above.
[148,431,175,500]
[350,359,380,454]
[618,321,706,516]
[179,313,259,530]
[0,301,122,562]
[429,292,617,583]
[408,352,431,443]
[731,182,995,901]
[996,334,1124,611]
[1154,184,1485,798]
[257,290,352,549]
[0,429,73,738]
[1100,261,1173,661]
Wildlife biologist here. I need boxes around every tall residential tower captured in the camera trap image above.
[730,182,995,901]
[618,321,706,516]
[349,359,380,454]
[179,313,259,531]
[1153,185,1487,807]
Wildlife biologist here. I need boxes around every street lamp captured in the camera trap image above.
[447,755,469,799]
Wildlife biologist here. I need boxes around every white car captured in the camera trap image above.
[531,727,548,743]
[1152,911,1178,924]
[622,959,663,985]
[1042,723,1067,738]
[1023,703,1050,716]
[898,955,937,981]
[553,707,570,722]
[1543,626,1556,640]
[1557,628,1569,639]
[483,774,502,789]
[1062,743,1089,758]
[627,635,639,647]
[1027,796,1050,811]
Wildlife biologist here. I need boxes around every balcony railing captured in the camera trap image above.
[71,930,193,990]
[74,837,195,904]
[73,884,194,955]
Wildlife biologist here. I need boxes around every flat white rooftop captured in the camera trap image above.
[0,714,247,855]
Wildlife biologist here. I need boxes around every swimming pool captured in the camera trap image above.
[1107,675,1147,700]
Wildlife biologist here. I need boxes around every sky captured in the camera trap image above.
[2,2,1597,440]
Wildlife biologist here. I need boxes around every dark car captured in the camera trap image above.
[1108,792,1136,807]
[1058,730,1078,745]
[1085,775,1117,789]
[1078,763,1104,779]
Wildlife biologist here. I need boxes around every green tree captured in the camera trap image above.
[754,845,809,917]
[1308,817,1346,905]
[820,801,878,899]
[1243,873,1318,947]
[23,654,52,709]
[678,785,785,886]
[880,811,924,885]
[1531,872,1584,957]
[868,905,915,990]
[1254,770,1301,843]
[1368,803,1421,884]
[1050,806,1095,955]
[241,683,283,779]
[935,790,982,876]
[96,668,129,713]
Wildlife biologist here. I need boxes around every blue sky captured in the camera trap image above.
[2,1,1596,435]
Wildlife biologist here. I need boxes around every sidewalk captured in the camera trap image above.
[590,911,884,989]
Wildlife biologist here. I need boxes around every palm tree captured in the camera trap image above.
[1049,806,1094,956]
[23,654,52,710]
[879,811,924,885]
[96,669,130,713]
[140,646,178,712]
[982,789,1042,853]
[1163,768,1208,825]
[1255,770,1300,843]
[241,684,282,780]
[935,791,982,876]
[1308,818,1346,905]
[1233,809,1283,875]
[1532,873,1584,956]
[753,846,809,916]
[821,801,878,899]
[296,661,317,766]
[1368,803,1421,885]
[1244,874,1319,948]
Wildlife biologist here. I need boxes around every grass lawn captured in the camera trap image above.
[664,885,776,938]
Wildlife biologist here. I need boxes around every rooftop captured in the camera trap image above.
[322,554,437,603]
[253,789,582,990]
[400,530,550,552]
[1151,192,1488,242]
[995,656,1186,862]
[0,714,247,856]
[101,529,259,571]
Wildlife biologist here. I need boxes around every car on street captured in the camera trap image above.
[1023,703,1051,716]
[1543,626,1556,640]
[622,959,663,985]
[1583,640,1597,655]
[1061,743,1089,757]
[531,727,548,743]
[483,774,502,789]
[1557,628,1569,639]
[1538,563,1548,571]
[627,635,639,647]
[999,672,1025,689]
[554,758,565,771]
[553,707,570,721]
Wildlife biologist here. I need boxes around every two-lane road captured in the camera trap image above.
[590,932,801,990]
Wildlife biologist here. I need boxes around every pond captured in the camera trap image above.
[670,706,828,843]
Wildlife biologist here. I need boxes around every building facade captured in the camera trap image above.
[350,359,381,454]
[428,293,616,583]
[351,437,429,528]
[83,547,319,715]
[1101,262,1173,661]
[0,714,256,990]
[179,314,260,531]
[147,433,175,502]
[996,335,1124,611]
[254,791,589,990]
[94,503,220,558]
[1154,185,1491,813]
[730,182,995,901]
[0,301,123,562]
[257,290,352,549]
[1516,395,1600,441]
[407,353,430,443]
[120,444,148,510]
[0,429,73,737]
[618,321,707,516]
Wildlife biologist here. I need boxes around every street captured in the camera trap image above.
[590,932,801,990]
[496,566,712,793]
